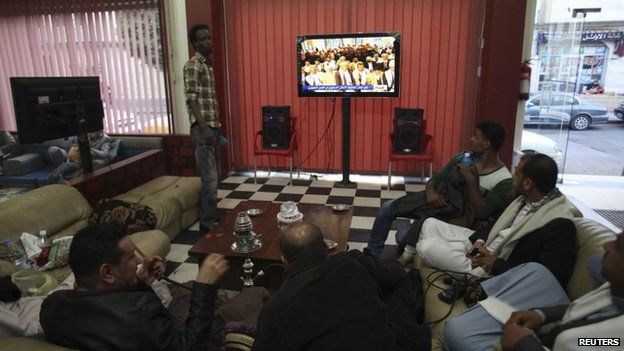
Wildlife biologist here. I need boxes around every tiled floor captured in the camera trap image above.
[166,171,420,281]
[166,171,624,283]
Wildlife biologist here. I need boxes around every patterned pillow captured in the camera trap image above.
[88,199,157,234]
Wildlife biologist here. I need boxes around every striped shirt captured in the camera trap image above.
[183,52,221,128]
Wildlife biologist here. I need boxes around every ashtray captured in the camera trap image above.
[331,204,350,211]
[324,238,338,250]
[246,208,262,217]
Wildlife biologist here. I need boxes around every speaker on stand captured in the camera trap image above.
[261,106,291,149]
[392,108,424,154]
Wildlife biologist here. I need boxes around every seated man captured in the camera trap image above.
[40,223,229,351]
[253,222,430,351]
[415,154,577,288]
[367,121,512,259]
[48,130,116,180]
[445,232,623,351]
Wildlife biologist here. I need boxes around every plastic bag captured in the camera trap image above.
[11,269,58,296]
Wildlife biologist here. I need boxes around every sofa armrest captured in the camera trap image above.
[130,230,171,260]
[567,218,616,300]
[0,337,76,351]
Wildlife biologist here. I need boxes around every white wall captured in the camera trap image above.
[163,0,190,134]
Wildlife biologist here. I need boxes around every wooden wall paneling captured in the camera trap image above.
[217,0,484,175]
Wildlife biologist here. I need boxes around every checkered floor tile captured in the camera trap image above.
[166,171,426,281]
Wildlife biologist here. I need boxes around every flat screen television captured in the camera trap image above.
[10,77,105,144]
[297,32,400,98]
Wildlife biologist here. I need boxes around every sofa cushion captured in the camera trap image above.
[0,184,92,243]
[114,193,182,239]
[2,153,44,176]
[130,230,171,260]
[567,218,616,300]
[88,199,157,234]
[127,176,201,212]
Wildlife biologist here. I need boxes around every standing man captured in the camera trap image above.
[184,24,222,231]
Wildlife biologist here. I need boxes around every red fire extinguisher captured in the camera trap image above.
[519,60,532,101]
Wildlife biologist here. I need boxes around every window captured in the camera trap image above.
[0,0,170,134]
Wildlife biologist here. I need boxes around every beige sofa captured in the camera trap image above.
[0,176,200,350]
[114,175,201,239]
[418,217,618,350]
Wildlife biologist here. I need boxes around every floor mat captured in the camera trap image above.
[594,210,624,231]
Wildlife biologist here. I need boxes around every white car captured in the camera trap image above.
[520,130,563,167]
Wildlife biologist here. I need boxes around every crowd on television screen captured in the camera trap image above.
[300,43,396,92]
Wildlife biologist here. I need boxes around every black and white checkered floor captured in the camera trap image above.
[165,171,426,282]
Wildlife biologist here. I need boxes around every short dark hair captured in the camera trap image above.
[188,23,210,44]
[476,121,505,152]
[520,153,558,194]
[279,223,325,263]
[69,224,127,288]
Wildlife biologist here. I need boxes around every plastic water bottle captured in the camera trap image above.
[2,238,29,269]
[460,152,473,167]
[36,230,51,267]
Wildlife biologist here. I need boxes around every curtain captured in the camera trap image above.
[0,0,170,134]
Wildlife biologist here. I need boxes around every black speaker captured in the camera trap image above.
[392,108,424,154]
[262,106,291,149]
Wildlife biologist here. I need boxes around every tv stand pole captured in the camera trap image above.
[335,97,357,188]
[75,102,94,174]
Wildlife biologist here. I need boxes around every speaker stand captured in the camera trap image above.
[335,97,357,188]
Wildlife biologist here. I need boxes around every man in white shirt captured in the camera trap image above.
[445,232,624,351]
[414,154,577,288]
[304,66,323,86]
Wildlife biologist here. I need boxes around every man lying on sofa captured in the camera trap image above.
[40,223,229,351]
[0,129,18,174]
[47,130,119,180]
[445,232,624,351]
[415,153,577,289]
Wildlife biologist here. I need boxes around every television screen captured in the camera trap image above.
[10,77,105,144]
[297,32,400,98]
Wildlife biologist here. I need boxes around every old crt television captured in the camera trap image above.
[297,32,400,97]
[10,77,105,144]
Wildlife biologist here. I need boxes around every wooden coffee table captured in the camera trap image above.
[188,200,353,290]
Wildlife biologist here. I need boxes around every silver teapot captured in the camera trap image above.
[232,211,262,253]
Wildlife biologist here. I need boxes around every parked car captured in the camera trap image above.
[524,93,609,130]
[614,101,624,121]
[520,130,563,167]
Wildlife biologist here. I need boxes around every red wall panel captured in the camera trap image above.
[217,0,484,174]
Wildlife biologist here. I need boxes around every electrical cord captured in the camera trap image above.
[298,98,337,168]
[421,269,481,325]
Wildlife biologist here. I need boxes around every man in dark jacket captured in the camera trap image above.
[253,222,430,351]
[40,223,229,351]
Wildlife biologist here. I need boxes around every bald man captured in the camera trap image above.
[252,223,430,351]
